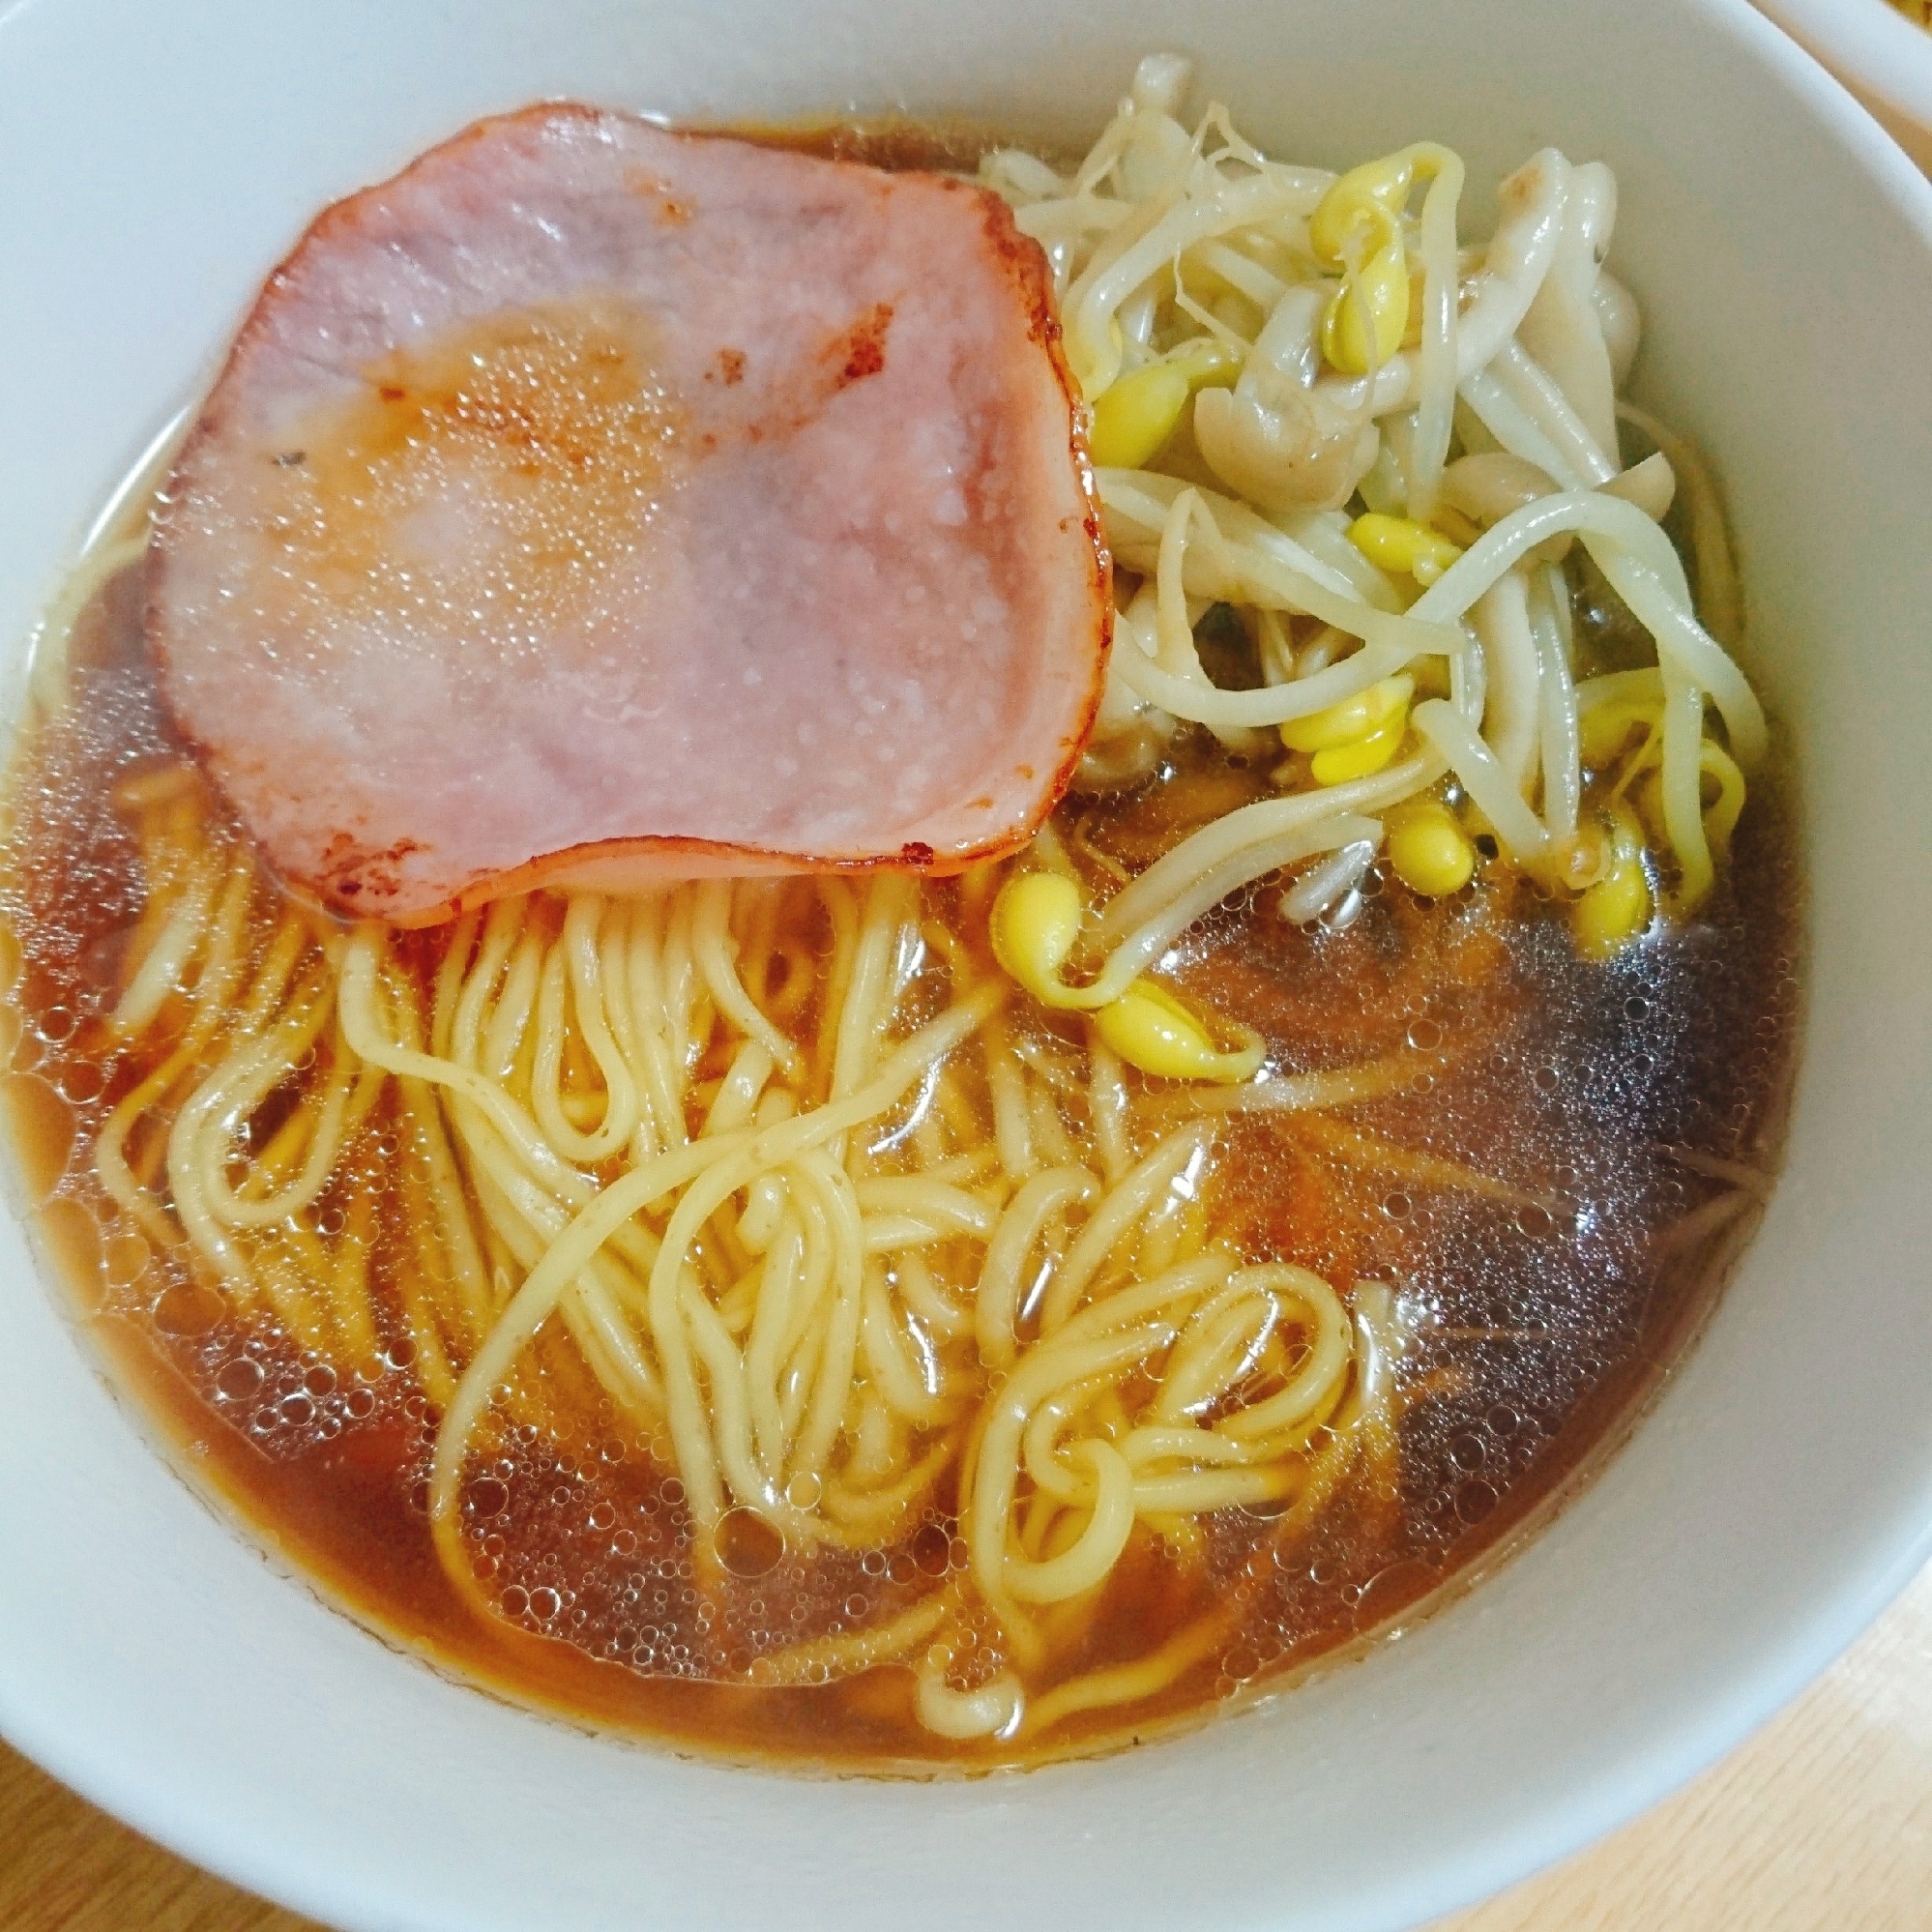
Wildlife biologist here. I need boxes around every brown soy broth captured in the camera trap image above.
[1073,734,1800,1627]
[0,544,1800,1770]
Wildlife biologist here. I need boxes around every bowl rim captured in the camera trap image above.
[2,1,1932,1929]
[1754,0,1932,132]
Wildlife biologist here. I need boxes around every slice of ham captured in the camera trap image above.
[147,105,1108,925]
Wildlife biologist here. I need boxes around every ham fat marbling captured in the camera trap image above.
[148,105,1109,924]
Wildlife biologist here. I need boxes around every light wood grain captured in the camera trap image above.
[4,1561,1930,1931]
[0,1744,313,1932]
[1431,1557,1932,1932]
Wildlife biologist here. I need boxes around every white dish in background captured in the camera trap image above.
[1754,0,1932,169]
[1,1,1930,1929]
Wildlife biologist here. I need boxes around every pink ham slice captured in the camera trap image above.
[148,105,1108,925]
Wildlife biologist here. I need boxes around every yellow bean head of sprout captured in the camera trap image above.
[988,871,1263,1083]
[1093,978,1265,1084]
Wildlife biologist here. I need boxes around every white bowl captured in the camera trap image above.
[1754,0,1932,169]
[3,2,1931,1928]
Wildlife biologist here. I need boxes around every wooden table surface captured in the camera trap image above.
[4,1559,1929,1932]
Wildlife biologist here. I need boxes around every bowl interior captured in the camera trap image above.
[2,2,1932,1929]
